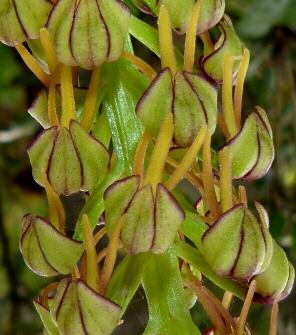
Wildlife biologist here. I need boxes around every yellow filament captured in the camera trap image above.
[100,216,125,295]
[238,185,248,207]
[200,31,214,54]
[94,227,107,245]
[96,247,107,264]
[122,51,157,81]
[15,44,50,86]
[236,280,256,335]
[133,132,151,178]
[269,302,279,335]
[234,49,250,128]
[219,147,233,212]
[43,175,65,232]
[222,54,238,138]
[222,291,233,310]
[73,265,80,280]
[82,214,100,292]
[81,68,101,131]
[48,80,59,126]
[60,65,76,128]
[202,132,221,221]
[167,125,207,190]
[40,28,57,74]
[184,1,201,71]
[144,114,174,194]
[158,5,177,74]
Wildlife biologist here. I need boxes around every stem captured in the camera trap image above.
[184,1,200,72]
[202,132,221,221]
[82,214,99,292]
[60,65,76,128]
[96,247,107,264]
[238,186,248,207]
[217,113,230,139]
[94,227,107,245]
[145,113,174,194]
[167,125,207,190]
[269,302,279,335]
[200,31,214,53]
[219,147,233,212]
[222,291,233,310]
[100,216,125,295]
[222,54,238,138]
[43,175,65,232]
[15,44,50,86]
[236,280,256,335]
[122,51,157,80]
[81,68,101,132]
[134,132,151,181]
[234,49,250,128]
[48,80,59,126]
[40,28,57,74]
[158,5,177,74]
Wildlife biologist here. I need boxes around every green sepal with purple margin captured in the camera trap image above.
[253,241,293,304]
[0,0,52,46]
[201,16,243,82]
[201,204,266,281]
[33,301,59,335]
[50,278,121,335]
[20,215,83,277]
[47,0,130,70]
[222,108,274,180]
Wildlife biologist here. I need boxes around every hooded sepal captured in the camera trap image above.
[201,16,243,82]
[34,300,59,335]
[20,215,83,277]
[0,0,52,46]
[50,278,121,335]
[47,0,130,70]
[201,204,267,281]
[253,241,294,304]
[28,120,109,195]
[222,108,274,180]
[137,68,217,147]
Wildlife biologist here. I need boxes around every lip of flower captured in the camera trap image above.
[0,0,52,46]
[220,107,274,181]
[46,0,130,70]
[28,119,110,196]
[20,214,83,277]
[136,67,217,147]
[50,278,122,335]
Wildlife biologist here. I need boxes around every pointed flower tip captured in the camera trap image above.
[46,0,130,70]
[50,278,121,335]
[28,120,109,195]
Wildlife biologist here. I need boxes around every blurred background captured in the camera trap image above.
[0,0,295,334]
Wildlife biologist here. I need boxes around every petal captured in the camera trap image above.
[28,90,50,129]
[197,0,225,34]
[34,301,59,335]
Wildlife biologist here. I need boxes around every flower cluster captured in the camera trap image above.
[0,0,294,334]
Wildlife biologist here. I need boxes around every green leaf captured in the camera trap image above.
[176,240,246,299]
[142,247,201,335]
[107,253,147,316]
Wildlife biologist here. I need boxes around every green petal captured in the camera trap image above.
[202,16,243,82]
[278,262,295,301]
[104,175,140,236]
[254,241,290,304]
[34,301,59,335]
[121,184,154,254]
[137,68,173,137]
[197,0,225,34]
[48,127,82,195]
[28,126,58,188]
[51,279,121,335]
[70,120,110,192]
[0,0,52,46]
[151,184,185,253]
[174,71,217,147]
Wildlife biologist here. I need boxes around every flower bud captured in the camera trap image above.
[137,68,217,147]
[46,0,130,70]
[221,107,274,180]
[201,204,268,281]
[0,0,52,46]
[50,278,121,335]
[28,120,109,195]
[253,241,294,304]
[201,16,243,82]
[20,215,83,277]
[104,176,185,254]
